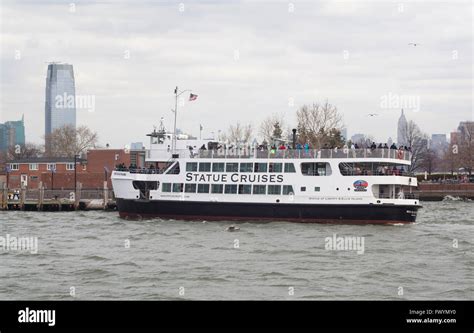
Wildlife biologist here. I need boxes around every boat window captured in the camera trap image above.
[226,163,239,172]
[172,183,183,192]
[283,185,294,195]
[338,162,408,176]
[212,163,225,172]
[284,163,296,173]
[199,162,211,172]
[211,184,224,193]
[269,163,283,173]
[211,184,223,193]
[198,184,210,193]
[254,163,267,173]
[314,186,320,192]
[186,162,198,172]
[301,186,306,192]
[224,184,238,194]
[162,183,172,192]
[166,162,180,174]
[268,185,281,195]
[185,183,197,193]
[240,163,253,172]
[253,185,266,195]
[301,162,331,176]
[238,184,252,194]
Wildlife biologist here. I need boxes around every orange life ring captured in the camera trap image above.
[397,149,404,159]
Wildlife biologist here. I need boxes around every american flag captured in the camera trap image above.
[189,93,198,101]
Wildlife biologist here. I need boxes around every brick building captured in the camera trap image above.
[85,149,131,187]
[5,148,130,190]
[5,157,87,189]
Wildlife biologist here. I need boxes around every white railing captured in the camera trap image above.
[174,148,412,161]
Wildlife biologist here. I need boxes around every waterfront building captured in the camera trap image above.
[0,115,25,151]
[6,149,130,189]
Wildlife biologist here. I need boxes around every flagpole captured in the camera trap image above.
[172,86,192,154]
[173,86,178,153]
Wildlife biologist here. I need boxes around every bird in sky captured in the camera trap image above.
[408,43,420,46]
[367,113,378,117]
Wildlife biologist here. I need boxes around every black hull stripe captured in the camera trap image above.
[115,199,420,224]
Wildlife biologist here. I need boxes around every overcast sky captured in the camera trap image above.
[1,0,472,148]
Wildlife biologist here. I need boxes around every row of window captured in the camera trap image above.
[185,162,296,173]
[183,162,333,176]
[162,183,295,195]
[9,163,76,171]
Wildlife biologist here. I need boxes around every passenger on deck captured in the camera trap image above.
[392,166,398,175]
[390,143,397,150]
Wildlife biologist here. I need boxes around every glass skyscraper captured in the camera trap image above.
[0,115,25,151]
[44,63,76,138]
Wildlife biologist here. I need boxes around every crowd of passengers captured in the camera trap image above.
[114,142,412,172]
[196,141,412,152]
[342,165,408,176]
[115,162,162,174]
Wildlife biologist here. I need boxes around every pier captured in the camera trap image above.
[414,183,474,201]
[0,181,116,211]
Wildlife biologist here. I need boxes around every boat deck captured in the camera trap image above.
[169,148,412,161]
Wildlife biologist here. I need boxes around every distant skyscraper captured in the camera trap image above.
[351,133,365,144]
[431,134,447,154]
[340,127,348,142]
[0,115,25,151]
[457,121,474,142]
[450,131,459,145]
[45,63,76,140]
[397,109,407,146]
[130,142,144,150]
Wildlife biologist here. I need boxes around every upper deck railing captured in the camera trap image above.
[175,148,412,161]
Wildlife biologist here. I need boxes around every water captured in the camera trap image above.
[0,201,473,300]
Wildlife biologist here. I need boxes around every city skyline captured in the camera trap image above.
[1,1,472,148]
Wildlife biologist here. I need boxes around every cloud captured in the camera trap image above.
[0,0,472,146]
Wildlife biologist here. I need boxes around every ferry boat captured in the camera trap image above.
[112,125,421,224]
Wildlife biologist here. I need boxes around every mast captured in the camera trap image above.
[173,86,178,153]
[172,86,192,153]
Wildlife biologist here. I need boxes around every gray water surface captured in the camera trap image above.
[0,201,473,300]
